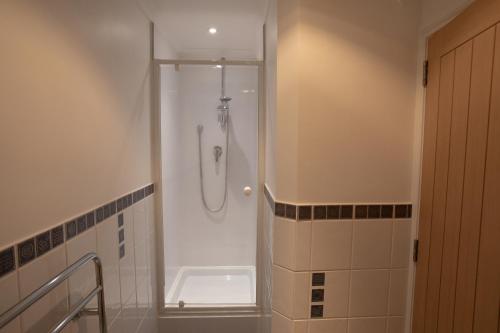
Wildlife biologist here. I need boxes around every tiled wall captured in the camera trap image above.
[0,185,158,333]
[266,186,412,333]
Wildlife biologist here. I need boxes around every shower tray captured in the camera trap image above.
[165,266,256,307]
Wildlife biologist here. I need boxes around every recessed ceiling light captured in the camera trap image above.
[208,27,217,34]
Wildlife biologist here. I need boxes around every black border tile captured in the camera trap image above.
[312,272,325,286]
[311,305,323,318]
[381,205,394,218]
[326,205,340,219]
[103,204,110,219]
[340,205,353,219]
[118,213,124,228]
[110,201,117,215]
[76,215,87,234]
[86,212,95,228]
[51,226,64,248]
[395,204,408,218]
[313,206,327,220]
[96,207,104,223]
[355,205,368,219]
[0,247,16,277]
[311,289,324,302]
[368,205,381,219]
[407,204,413,218]
[285,204,297,220]
[298,206,312,220]
[119,244,125,259]
[65,220,77,240]
[275,203,286,217]
[35,231,51,257]
[118,229,125,244]
[17,238,36,266]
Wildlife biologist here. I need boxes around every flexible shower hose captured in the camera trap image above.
[197,123,229,212]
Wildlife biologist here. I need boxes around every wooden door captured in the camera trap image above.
[413,1,500,332]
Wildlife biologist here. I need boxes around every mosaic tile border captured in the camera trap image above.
[0,184,154,278]
[264,184,413,221]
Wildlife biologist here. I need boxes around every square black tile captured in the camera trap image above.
[76,215,87,234]
[0,247,16,277]
[66,220,77,240]
[298,206,312,220]
[139,189,145,200]
[311,289,324,302]
[355,205,368,219]
[407,204,413,218]
[312,272,325,286]
[118,213,124,228]
[133,191,139,203]
[118,229,125,244]
[275,203,286,217]
[127,194,133,207]
[395,205,408,218]
[117,198,124,212]
[285,204,297,220]
[340,205,353,219]
[96,207,105,223]
[103,204,110,219]
[381,205,394,218]
[51,226,64,248]
[110,201,117,215]
[35,231,51,257]
[313,206,327,220]
[368,205,381,219]
[326,205,340,219]
[17,238,36,266]
[311,305,323,318]
[86,212,95,228]
[119,244,125,259]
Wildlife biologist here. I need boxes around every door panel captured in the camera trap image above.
[414,2,500,333]
[473,24,500,333]
[454,26,496,333]
[437,41,473,333]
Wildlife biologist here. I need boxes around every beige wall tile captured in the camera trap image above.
[273,218,295,269]
[272,312,308,333]
[311,221,352,270]
[387,316,405,333]
[66,228,97,308]
[273,218,311,271]
[351,220,392,269]
[308,318,348,333]
[391,221,411,268]
[349,270,390,317]
[119,208,137,305]
[0,272,21,333]
[18,246,68,333]
[96,216,121,324]
[323,271,350,318]
[388,269,408,316]
[272,265,310,319]
[347,317,386,333]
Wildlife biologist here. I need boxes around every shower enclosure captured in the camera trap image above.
[157,59,263,313]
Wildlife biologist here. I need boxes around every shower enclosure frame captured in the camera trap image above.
[151,58,266,317]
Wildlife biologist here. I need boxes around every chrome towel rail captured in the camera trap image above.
[0,252,107,333]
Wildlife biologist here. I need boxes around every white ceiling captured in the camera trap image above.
[140,0,270,60]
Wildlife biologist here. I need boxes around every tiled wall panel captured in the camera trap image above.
[267,185,412,333]
[0,184,156,333]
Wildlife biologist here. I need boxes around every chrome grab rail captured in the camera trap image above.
[0,252,107,333]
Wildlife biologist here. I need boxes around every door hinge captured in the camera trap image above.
[423,60,429,87]
[413,239,419,263]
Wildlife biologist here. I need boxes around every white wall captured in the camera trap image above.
[161,64,259,298]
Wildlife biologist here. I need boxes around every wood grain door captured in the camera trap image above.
[413,1,500,332]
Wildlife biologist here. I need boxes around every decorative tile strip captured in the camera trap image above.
[0,183,155,278]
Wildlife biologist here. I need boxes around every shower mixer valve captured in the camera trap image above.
[214,146,223,162]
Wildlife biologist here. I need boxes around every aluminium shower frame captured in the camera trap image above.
[151,57,266,317]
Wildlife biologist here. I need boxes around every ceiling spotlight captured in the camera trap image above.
[208,27,217,34]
